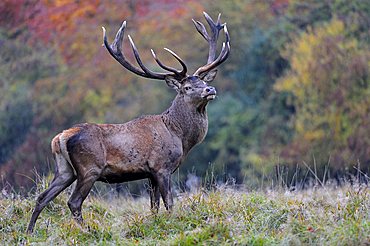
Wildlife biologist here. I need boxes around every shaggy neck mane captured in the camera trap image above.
[161,94,209,155]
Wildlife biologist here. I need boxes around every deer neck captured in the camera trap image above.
[162,94,209,154]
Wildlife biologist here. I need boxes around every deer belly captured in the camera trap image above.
[98,170,150,183]
[100,148,150,183]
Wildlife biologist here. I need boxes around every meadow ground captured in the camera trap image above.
[0,181,369,245]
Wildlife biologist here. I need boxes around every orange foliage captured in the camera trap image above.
[27,0,99,42]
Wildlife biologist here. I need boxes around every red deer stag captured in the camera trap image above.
[27,12,230,233]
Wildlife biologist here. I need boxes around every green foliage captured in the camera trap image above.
[196,0,370,184]
[181,1,297,184]
[0,29,56,164]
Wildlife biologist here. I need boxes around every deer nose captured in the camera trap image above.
[205,86,216,95]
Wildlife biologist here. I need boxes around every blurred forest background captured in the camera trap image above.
[0,0,369,192]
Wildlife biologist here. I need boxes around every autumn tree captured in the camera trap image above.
[275,18,370,178]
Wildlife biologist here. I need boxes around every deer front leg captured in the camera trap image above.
[156,172,173,211]
[149,177,160,213]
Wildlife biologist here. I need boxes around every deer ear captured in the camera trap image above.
[165,75,181,91]
[200,69,217,83]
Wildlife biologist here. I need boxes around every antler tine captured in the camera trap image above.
[224,25,230,44]
[151,48,188,77]
[216,13,221,24]
[164,48,188,77]
[192,19,209,41]
[196,12,224,64]
[220,25,230,62]
[151,49,178,74]
[103,21,188,81]
[192,13,230,76]
[103,22,149,78]
[127,35,164,79]
[194,41,230,76]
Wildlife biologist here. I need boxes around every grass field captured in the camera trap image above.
[0,181,369,245]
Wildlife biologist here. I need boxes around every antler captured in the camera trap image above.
[102,21,187,80]
[192,12,230,76]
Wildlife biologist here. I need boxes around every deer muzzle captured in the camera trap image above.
[202,86,217,100]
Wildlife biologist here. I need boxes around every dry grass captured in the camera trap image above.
[0,181,369,245]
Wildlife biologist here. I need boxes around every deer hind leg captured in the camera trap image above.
[66,154,103,224]
[64,126,106,225]
[67,172,99,224]
[27,153,76,234]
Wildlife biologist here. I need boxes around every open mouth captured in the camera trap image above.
[202,93,216,100]
[206,94,216,100]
